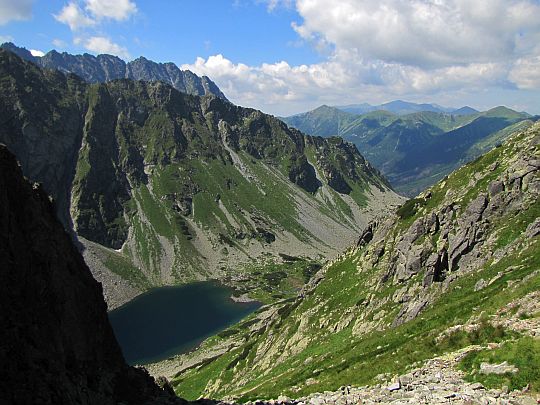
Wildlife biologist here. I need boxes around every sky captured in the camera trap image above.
[1,0,540,116]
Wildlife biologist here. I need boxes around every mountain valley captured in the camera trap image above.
[283,105,535,196]
[0,31,539,405]
[0,48,403,309]
[163,118,540,403]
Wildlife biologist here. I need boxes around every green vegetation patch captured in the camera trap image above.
[396,197,427,220]
[104,251,152,290]
[459,337,540,392]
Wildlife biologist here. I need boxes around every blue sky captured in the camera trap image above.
[1,0,540,116]
[1,1,321,65]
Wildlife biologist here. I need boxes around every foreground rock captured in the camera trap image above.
[0,144,180,404]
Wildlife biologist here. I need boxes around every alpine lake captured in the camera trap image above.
[109,282,260,365]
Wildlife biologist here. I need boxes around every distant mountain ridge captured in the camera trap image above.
[335,100,479,116]
[0,42,227,100]
[282,104,535,196]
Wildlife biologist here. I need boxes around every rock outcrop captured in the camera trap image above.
[0,144,178,404]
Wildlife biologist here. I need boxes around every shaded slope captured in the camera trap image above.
[0,145,178,404]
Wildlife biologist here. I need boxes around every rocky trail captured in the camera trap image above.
[197,346,539,405]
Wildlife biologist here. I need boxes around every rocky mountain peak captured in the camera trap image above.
[0,42,227,100]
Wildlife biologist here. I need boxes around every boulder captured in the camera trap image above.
[387,381,401,391]
[480,361,519,375]
[488,180,504,196]
[474,278,487,291]
[525,218,540,238]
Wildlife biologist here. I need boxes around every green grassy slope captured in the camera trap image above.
[171,122,540,401]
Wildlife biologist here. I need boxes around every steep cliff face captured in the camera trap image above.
[0,145,177,404]
[170,122,540,401]
[0,48,87,228]
[1,42,228,100]
[0,49,403,308]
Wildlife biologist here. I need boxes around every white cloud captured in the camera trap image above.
[85,0,137,21]
[54,1,137,59]
[55,0,137,29]
[183,50,540,116]
[509,56,540,89]
[52,38,67,49]
[292,0,540,69]
[262,0,293,12]
[0,0,33,25]
[54,3,95,31]
[29,49,44,57]
[181,0,540,115]
[81,36,130,59]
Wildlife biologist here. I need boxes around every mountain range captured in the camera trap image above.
[335,100,479,116]
[282,105,535,196]
[0,42,227,100]
[0,48,402,309]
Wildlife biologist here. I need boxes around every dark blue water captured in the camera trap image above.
[108,282,260,365]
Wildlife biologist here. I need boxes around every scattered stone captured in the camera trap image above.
[387,381,401,391]
[470,382,485,390]
[474,278,487,291]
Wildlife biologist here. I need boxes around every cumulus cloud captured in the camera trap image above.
[509,56,540,89]
[55,0,137,30]
[0,0,33,25]
[85,0,137,21]
[29,49,44,57]
[54,0,136,59]
[54,3,95,31]
[184,0,540,115]
[183,53,516,115]
[293,0,540,69]
[81,36,130,59]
